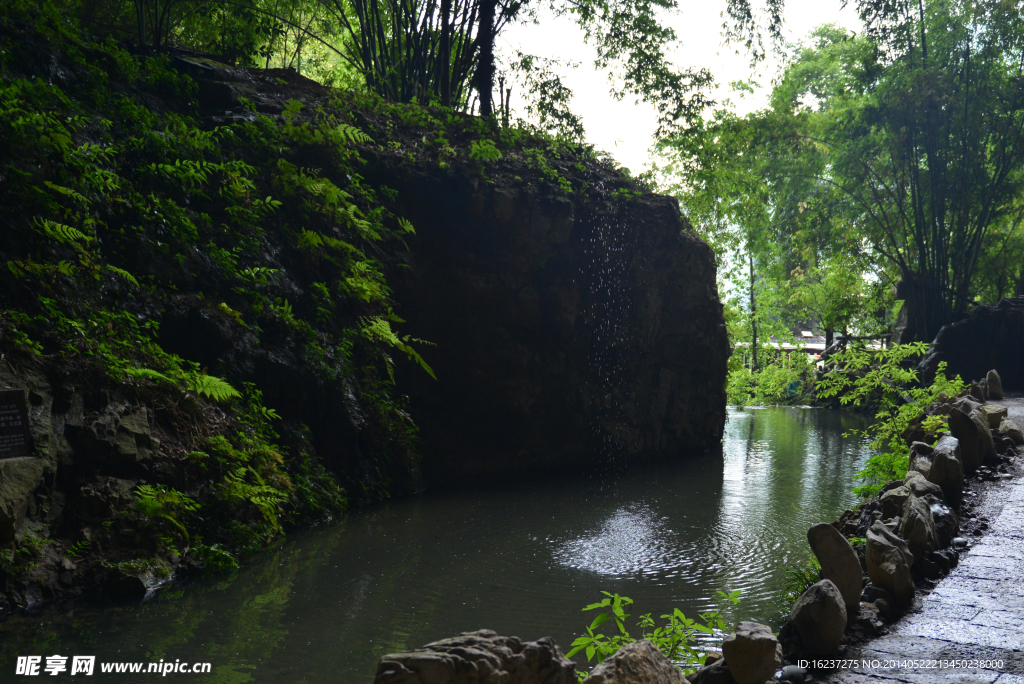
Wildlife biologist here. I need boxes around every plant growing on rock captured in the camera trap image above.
[817,343,965,497]
[567,590,742,679]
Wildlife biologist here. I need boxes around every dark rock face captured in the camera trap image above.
[386,174,730,482]
[919,296,1024,390]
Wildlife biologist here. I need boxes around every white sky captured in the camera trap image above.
[497,0,862,173]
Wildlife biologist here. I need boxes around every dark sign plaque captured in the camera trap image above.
[0,389,32,459]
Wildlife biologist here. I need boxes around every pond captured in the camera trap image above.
[0,407,873,682]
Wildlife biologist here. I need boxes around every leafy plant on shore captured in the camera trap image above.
[816,343,965,497]
[782,555,821,604]
[567,590,741,679]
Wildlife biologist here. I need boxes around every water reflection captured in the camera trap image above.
[0,408,872,682]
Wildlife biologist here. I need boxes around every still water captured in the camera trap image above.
[0,408,872,682]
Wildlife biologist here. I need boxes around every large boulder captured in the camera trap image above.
[899,496,938,564]
[720,622,781,684]
[987,370,1004,400]
[980,405,1008,430]
[807,523,862,614]
[789,580,847,655]
[1000,419,1024,445]
[928,436,964,509]
[583,640,684,684]
[374,630,576,684]
[866,521,915,608]
[969,381,986,403]
[948,407,995,473]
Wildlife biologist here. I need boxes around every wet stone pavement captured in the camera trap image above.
[822,398,1024,684]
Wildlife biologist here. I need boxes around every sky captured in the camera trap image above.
[497,0,862,173]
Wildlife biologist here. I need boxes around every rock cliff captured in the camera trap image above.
[381,170,730,482]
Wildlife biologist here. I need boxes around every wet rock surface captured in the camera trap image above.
[789,580,848,655]
[374,630,577,684]
[822,398,1024,684]
[583,639,686,684]
[721,622,782,684]
[385,177,730,483]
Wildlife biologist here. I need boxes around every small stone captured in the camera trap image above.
[807,523,862,615]
[986,370,1003,400]
[789,580,847,655]
[904,471,944,500]
[694,664,736,684]
[779,665,808,684]
[861,583,895,605]
[880,485,911,518]
[980,405,1008,430]
[1000,419,1024,446]
[720,622,781,684]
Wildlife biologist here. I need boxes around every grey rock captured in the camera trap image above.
[866,521,915,608]
[880,485,911,519]
[909,442,934,479]
[807,523,862,614]
[861,583,895,606]
[789,580,847,655]
[948,407,995,473]
[584,639,684,684]
[980,405,1007,430]
[1000,419,1024,445]
[921,495,959,548]
[903,471,944,500]
[969,381,986,403]
[928,436,964,509]
[899,496,938,564]
[376,630,576,684]
[0,457,46,542]
[986,369,1003,400]
[721,621,781,684]
[693,664,735,684]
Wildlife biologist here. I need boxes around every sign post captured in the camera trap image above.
[0,389,32,459]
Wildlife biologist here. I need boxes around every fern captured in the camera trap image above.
[336,123,373,144]
[125,367,173,384]
[397,217,416,234]
[36,219,93,245]
[361,316,436,380]
[44,181,88,205]
[221,467,289,529]
[189,374,242,402]
[106,264,139,286]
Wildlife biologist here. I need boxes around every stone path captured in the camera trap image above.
[824,398,1024,684]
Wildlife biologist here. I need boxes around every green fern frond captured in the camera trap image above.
[189,374,241,402]
[36,219,93,244]
[361,316,437,380]
[397,217,416,234]
[107,264,139,286]
[125,367,173,384]
[43,181,88,205]
[337,123,373,144]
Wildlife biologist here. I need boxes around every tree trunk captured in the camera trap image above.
[441,0,451,106]
[476,0,496,116]
[749,253,758,370]
[825,328,834,349]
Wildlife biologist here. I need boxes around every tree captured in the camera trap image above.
[776,2,1024,341]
